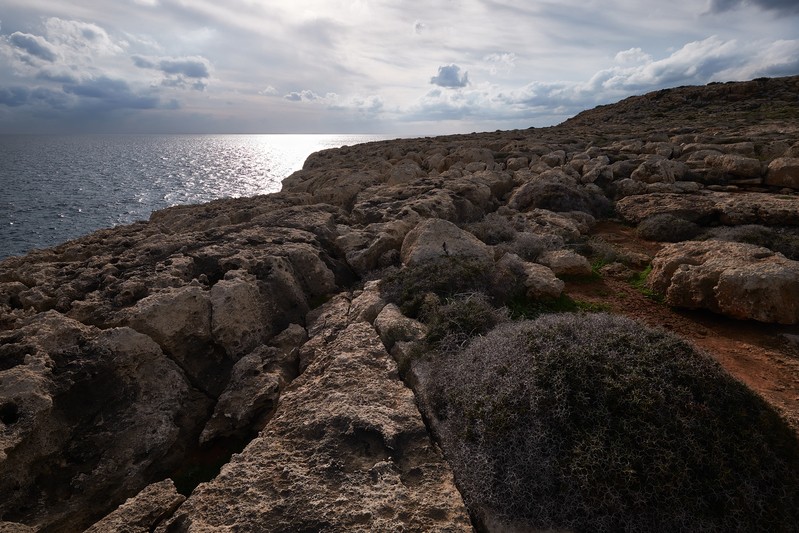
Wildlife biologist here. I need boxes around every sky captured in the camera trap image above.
[0,0,798,135]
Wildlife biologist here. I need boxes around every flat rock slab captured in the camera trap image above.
[159,320,472,532]
[616,191,799,226]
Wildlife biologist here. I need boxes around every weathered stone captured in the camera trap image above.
[649,241,799,324]
[0,523,36,533]
[210,271,274,360]
[373,303,427,351]
[706,154,763,180]
[157,321,472,532]
[523,262,565,299]
[0,313,202,532]
[199,343,298,444]
[508,168,609,216]
[400,218,493,266]
[766,157,799,189]
[538,249,593,277]
[84,479,185,533]
[631,156,684,184]
[388,159,426,185]
[616,192,718,224]
[505,156,529,171]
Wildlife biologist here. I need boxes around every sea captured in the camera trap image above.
[0,134,392,261]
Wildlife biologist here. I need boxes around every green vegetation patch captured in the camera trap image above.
[629,265,663,302]
[422,313,799,532]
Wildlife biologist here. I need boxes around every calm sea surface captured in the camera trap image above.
[0,134,391,260]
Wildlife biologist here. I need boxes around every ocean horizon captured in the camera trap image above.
[0,133,394,260]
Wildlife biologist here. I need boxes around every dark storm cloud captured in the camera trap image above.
[708,0,799,14]
[0,85,70,108]
[63,77,160,109]
[158,57,210,79]
[133,55,211,78]
[132,55,211,90]
[0,86,31,106]
[430,65,470,88]
[8,32,58,62]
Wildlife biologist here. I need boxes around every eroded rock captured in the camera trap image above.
[649,241,799,323]
[158,320,472,532]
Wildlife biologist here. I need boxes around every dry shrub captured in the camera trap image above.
[421,313,799,532]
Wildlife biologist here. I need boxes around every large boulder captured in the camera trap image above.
[400,218,493,266]
[537,249,592,277]
[766,157,799,189]
[0,313,204,532]
[648,241,799,324]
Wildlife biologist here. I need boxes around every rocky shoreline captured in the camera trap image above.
[2,75,799,532]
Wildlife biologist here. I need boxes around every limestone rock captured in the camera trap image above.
[126,285,222,394]
[706,154,763,180]
[84,479,185,533]
[523,262,565,299]
[157,321,472,532]
[648,241,799,324]
[505,156,529,171]
[199,343,298,444]
[0,313,203,532]
[374,303,428,351]
[350,281,387,323]
[508,169,609,216]
[337,220,412,275]
[387,159,426,185]
[538,249,593,277]
[766,157,799,189]
[616,192,718,224]
[0,523,36,533]
[400,218,493,266]
[631,156,684,184]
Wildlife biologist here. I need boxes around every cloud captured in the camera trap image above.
[158,57,210,78]
[8,32,58,62]
[63,76,160,109]
[0,86,31,106]
[430,64,470,88]
[43,18,123,56]
[484,52,517,75]
[132,54,211,90]
[284,89,324,102]
[405,34,799,129]
[708,0,799,14]
[258,85,279,96]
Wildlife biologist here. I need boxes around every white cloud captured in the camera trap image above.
[258,85,278,96]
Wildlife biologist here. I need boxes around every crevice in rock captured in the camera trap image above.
[167,434,253,496]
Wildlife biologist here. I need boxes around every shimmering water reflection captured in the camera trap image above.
[0,134,390,259]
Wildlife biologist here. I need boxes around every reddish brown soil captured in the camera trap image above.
[566,221,799,432]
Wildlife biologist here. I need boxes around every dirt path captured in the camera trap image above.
[566,221,799,432]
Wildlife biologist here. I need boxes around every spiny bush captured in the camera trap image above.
[421,313,799,532]
[495,232,564,262]
[379,256,492,317]
[637,214,701,242]
[465,212,517,245]
[422,292,507,352]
